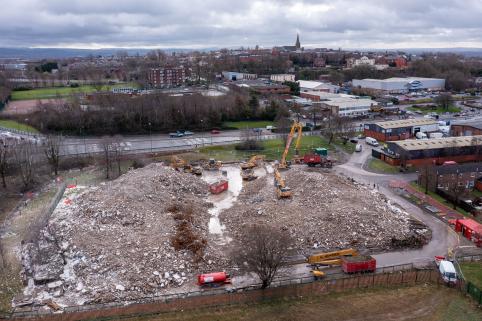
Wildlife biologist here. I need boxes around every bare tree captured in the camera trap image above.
[322,115,351,145]
[13,141,36,189]
[100,136,114,179]
[419,162,436,194]
[232,224,292,289]
[44,135,63,175]
[435,93,453,111]
[0,139,11,188]
[111,135,124,177]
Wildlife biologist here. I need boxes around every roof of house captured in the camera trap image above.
[435,162,482,175]
[389,135,482,151]
[374,118,438,130]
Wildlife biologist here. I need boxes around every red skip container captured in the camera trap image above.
[341,256,376,274]
[197,272,231,285]
[209,180,228,194]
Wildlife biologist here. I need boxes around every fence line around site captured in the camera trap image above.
[9,264,441,320]
[453,255,482,305]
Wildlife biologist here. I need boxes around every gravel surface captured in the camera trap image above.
[221,166,430,255]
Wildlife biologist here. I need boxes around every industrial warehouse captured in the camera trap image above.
[379,135,482,167]
[352,77,446,94]
[364,119,440,141]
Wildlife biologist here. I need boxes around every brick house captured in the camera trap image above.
[148,67,186,88]
[418,162,482,193]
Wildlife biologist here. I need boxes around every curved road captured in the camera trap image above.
[335,141,460,267]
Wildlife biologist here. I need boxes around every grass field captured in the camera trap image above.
[223,121,274,129]
[199,136,337,161]
[0,119,39,133]
[408,105,461,114]
[123,285,481,321]
[11,83,140,101]
[460,262,482,289]
[367,158,399,174]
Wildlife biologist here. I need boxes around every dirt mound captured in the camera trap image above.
[221,166,430,253]
[21,163,226,306]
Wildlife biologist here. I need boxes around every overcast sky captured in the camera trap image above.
[2,0,482,49]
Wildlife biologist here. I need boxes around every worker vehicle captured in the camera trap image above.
[241,169,257,181]
[274,168,292,198]
[240,155,265,170]
[341,256,376,273]
[365,137,379,147]
[438,260,458,284]
[209,180,228,194]
[279,122,303,169]
[203,158,222,170]
[308,248,359,266]
[197,272,231,287]
[170,156,202,175]
[303,154,334,168]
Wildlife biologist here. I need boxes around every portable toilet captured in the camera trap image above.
[315,148,328,157]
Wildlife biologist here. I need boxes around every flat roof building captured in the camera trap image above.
[353,77,445,94]
[451,120,482,137]
[298,80,339,93]
[383,135,482,167]
[364,118,439,141]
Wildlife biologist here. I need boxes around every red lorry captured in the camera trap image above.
[341,256,376,274]
[303,154,333,168]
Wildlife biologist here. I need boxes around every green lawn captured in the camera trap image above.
[200,136,335,162]
[0,119,39,133]
[408,105,461,114]
[460,262,482,289]
[223,121,274,129]
[367,158,399,174]
[11,83,140,101]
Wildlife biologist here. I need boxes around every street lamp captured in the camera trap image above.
[148,122,152,152]
[200,119,204,147]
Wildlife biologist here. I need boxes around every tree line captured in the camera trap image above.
[11,90,281,135]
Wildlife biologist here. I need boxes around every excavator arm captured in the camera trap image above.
[280,122,303,168]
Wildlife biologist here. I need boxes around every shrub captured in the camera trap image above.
[235,139,264,151]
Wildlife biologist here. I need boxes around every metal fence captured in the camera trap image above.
[9,264,436,320]
[454,255,482,305]
[0,126,37,137]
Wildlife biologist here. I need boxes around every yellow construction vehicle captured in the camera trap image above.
[170,156,202,175]
[279,122,303,170]
[241,169,257,181]
[308,248,359,266]
[202,158,222,171]
[240,155,265,170]
[274,168,292,198]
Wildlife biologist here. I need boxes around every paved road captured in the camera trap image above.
[335,140,461,267]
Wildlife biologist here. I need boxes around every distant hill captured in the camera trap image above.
[0,47,206,60]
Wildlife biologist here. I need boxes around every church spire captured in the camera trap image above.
[295,33,301,49]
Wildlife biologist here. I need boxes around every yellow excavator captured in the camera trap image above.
[202,158,222,171]
[240,155,265,170]
[170,156,202,175]
[274,168,292,198]
[279,122,303,170]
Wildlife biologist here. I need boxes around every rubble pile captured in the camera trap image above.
[21,164,226,306]
[221,167,431,253]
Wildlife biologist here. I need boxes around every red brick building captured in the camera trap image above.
[418,162,482,192]
[364,119,439,142]
[148,67,186,88]
[451,121,482,136]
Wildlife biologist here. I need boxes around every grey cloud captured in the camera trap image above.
[1,0,482,48]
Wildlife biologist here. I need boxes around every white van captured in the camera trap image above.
[365,137,379,147]
[415,132,428,139]
[439,260,457,284]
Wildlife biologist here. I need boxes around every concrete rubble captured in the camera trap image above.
[20,164,228,307]
[221,166,431,254]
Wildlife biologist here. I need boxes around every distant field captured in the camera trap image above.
[0,119,39,133]
[223,121,274,129]
[408,105,461,114]
[124,285,482,321]
[11,83,140,101]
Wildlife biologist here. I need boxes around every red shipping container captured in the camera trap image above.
[303,154,321,166]
[197,272,231,285]
[341,256,376,274]
[209,180,228,194]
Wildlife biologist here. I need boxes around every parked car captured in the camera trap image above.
[169,131,185,138]
[211,129,221,134]
[355,144,362,152]
[252,128,263,133]
[350,138,358,144]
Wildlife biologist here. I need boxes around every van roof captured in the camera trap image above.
[440,260,456,273]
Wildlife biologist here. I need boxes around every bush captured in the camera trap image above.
[235,139,264,151]
[131,158,149,169]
